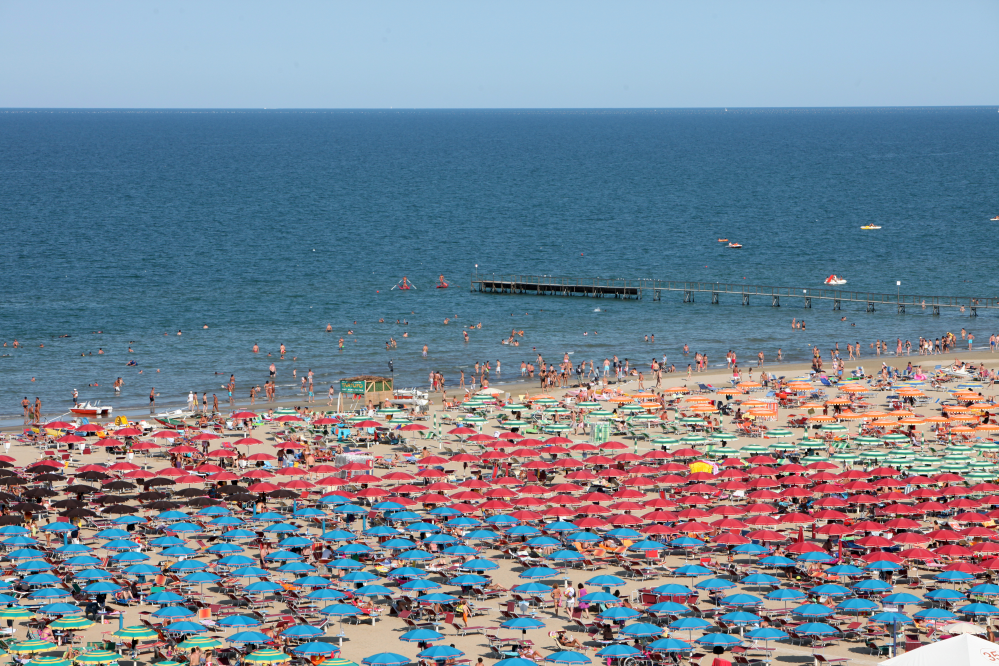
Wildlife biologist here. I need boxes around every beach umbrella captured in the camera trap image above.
[163,621,208,634]
[228,631,274,644]
[501,617,545,635]
[694,634,741,648]
[244,650,293,664]
[152,606,196,620]
[594,646,640,659]
[400,629,445,643]
[38,604,83,616]
[417,647,464,661]
[669,617,711,632]
[870,612,912,625]
[793,604,835,618]
[217,615,263,628]
[618,623,664,638]
[959,602,999,617]
[354,585,394,597]
[74,652,122,664]
[26,658,70,666]
[883,593,923,605]
[177,637,224,650]
[48,617,93,631]
[719,594,762,608]
[264,620,317,639]
[293,643,341,658]
[361,654,410,666]
[0,607,35,620]
[7,641,58,654]
[836,599,878,613]
[794,623,840,636]
[520,567,559,580]
[913,608,957,621]
[695,578,736,592]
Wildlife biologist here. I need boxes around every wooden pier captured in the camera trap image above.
[470,272,999,316]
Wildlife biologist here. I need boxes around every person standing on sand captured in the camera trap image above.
[21,397,29,425]
[149,388,155,412]
[212,394,219,414]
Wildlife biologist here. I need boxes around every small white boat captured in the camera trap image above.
[70,402,112,417]
[860,225,881,230]
[389,389,429,407]
[991,216,999,221]
[727,243,742,249]
[824,275,847,286]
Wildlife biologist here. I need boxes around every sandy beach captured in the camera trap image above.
[0,346,998,666]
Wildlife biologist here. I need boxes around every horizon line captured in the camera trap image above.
[0,105,997,113]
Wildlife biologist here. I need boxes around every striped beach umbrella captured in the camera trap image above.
[243,650,292,664]
[766,429,794,438]
[8,641,58,654]
[72,652,122,664]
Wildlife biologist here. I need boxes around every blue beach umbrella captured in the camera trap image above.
[793,604,835,618]
[362,654,410,666]
[594,646,640,659]
[674,565,712,577]
[596,607,640,622]
[836,598,878,613]
[417,647,464,660]
[227,631,272,644]
[794,623,840,636]
[645,639,692,653]
[960,603,999,617]
[354,584,394,597]
[280,625,323,638]
[719,612,761,626]
[462,559,499,571]
[695,634,741,648]
[765,589,805,602]
[218,615,262,628]
[292,643,340,658]
[695,578,736,592]
[520,567,559,580]
[152,606,196,619]
[543,652,590,664]
[618,623,663,638]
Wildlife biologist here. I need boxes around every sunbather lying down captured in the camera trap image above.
[554,630,586,651]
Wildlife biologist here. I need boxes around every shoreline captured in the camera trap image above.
[9,349,998,430]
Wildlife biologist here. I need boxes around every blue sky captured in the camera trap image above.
[1,0,996,108]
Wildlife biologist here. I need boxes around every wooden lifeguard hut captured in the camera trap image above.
[339,375,394,408]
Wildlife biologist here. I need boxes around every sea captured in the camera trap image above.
[1,107,997,419]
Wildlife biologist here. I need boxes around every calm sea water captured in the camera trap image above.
[1,108,997,418]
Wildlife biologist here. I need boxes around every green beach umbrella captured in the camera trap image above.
[853,437,882,446]
[629,414,659,422]
[821,424,848,433]
[968,472,998,480]
[0,607,35,619]
[765,429,794,438]
[74,651,122,664]
[8,641,58,654]
[178,637,224,650]
[915,456,939,465]
[678,417,706,425]
[909,465,938,475]
[114,626,159,640]
[712,432,739,441]
[798,437,825,447]
[544,407,570,415]
[968,461,995,470]
[575,402,601,409]
[545,424,571,432]
[769,442,799,452]
[830,452,859,462]
[738,445,769,455]
[461,416,486,424]
[617,404,642,413]
[243,650,292,664]
[533,399,558,406]
[587,410,614,419]
[859,451,888,461]
[504,404,528,411]
[801,455,830,464]
[679,435,707,445]
[939,463,969,472]
[48,617,94,631]
[946,445,974,454]
[25,656,67,666]
[881,433,911,443]
[976,442,999,451]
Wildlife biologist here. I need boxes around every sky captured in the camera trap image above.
[0,0,996,108]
